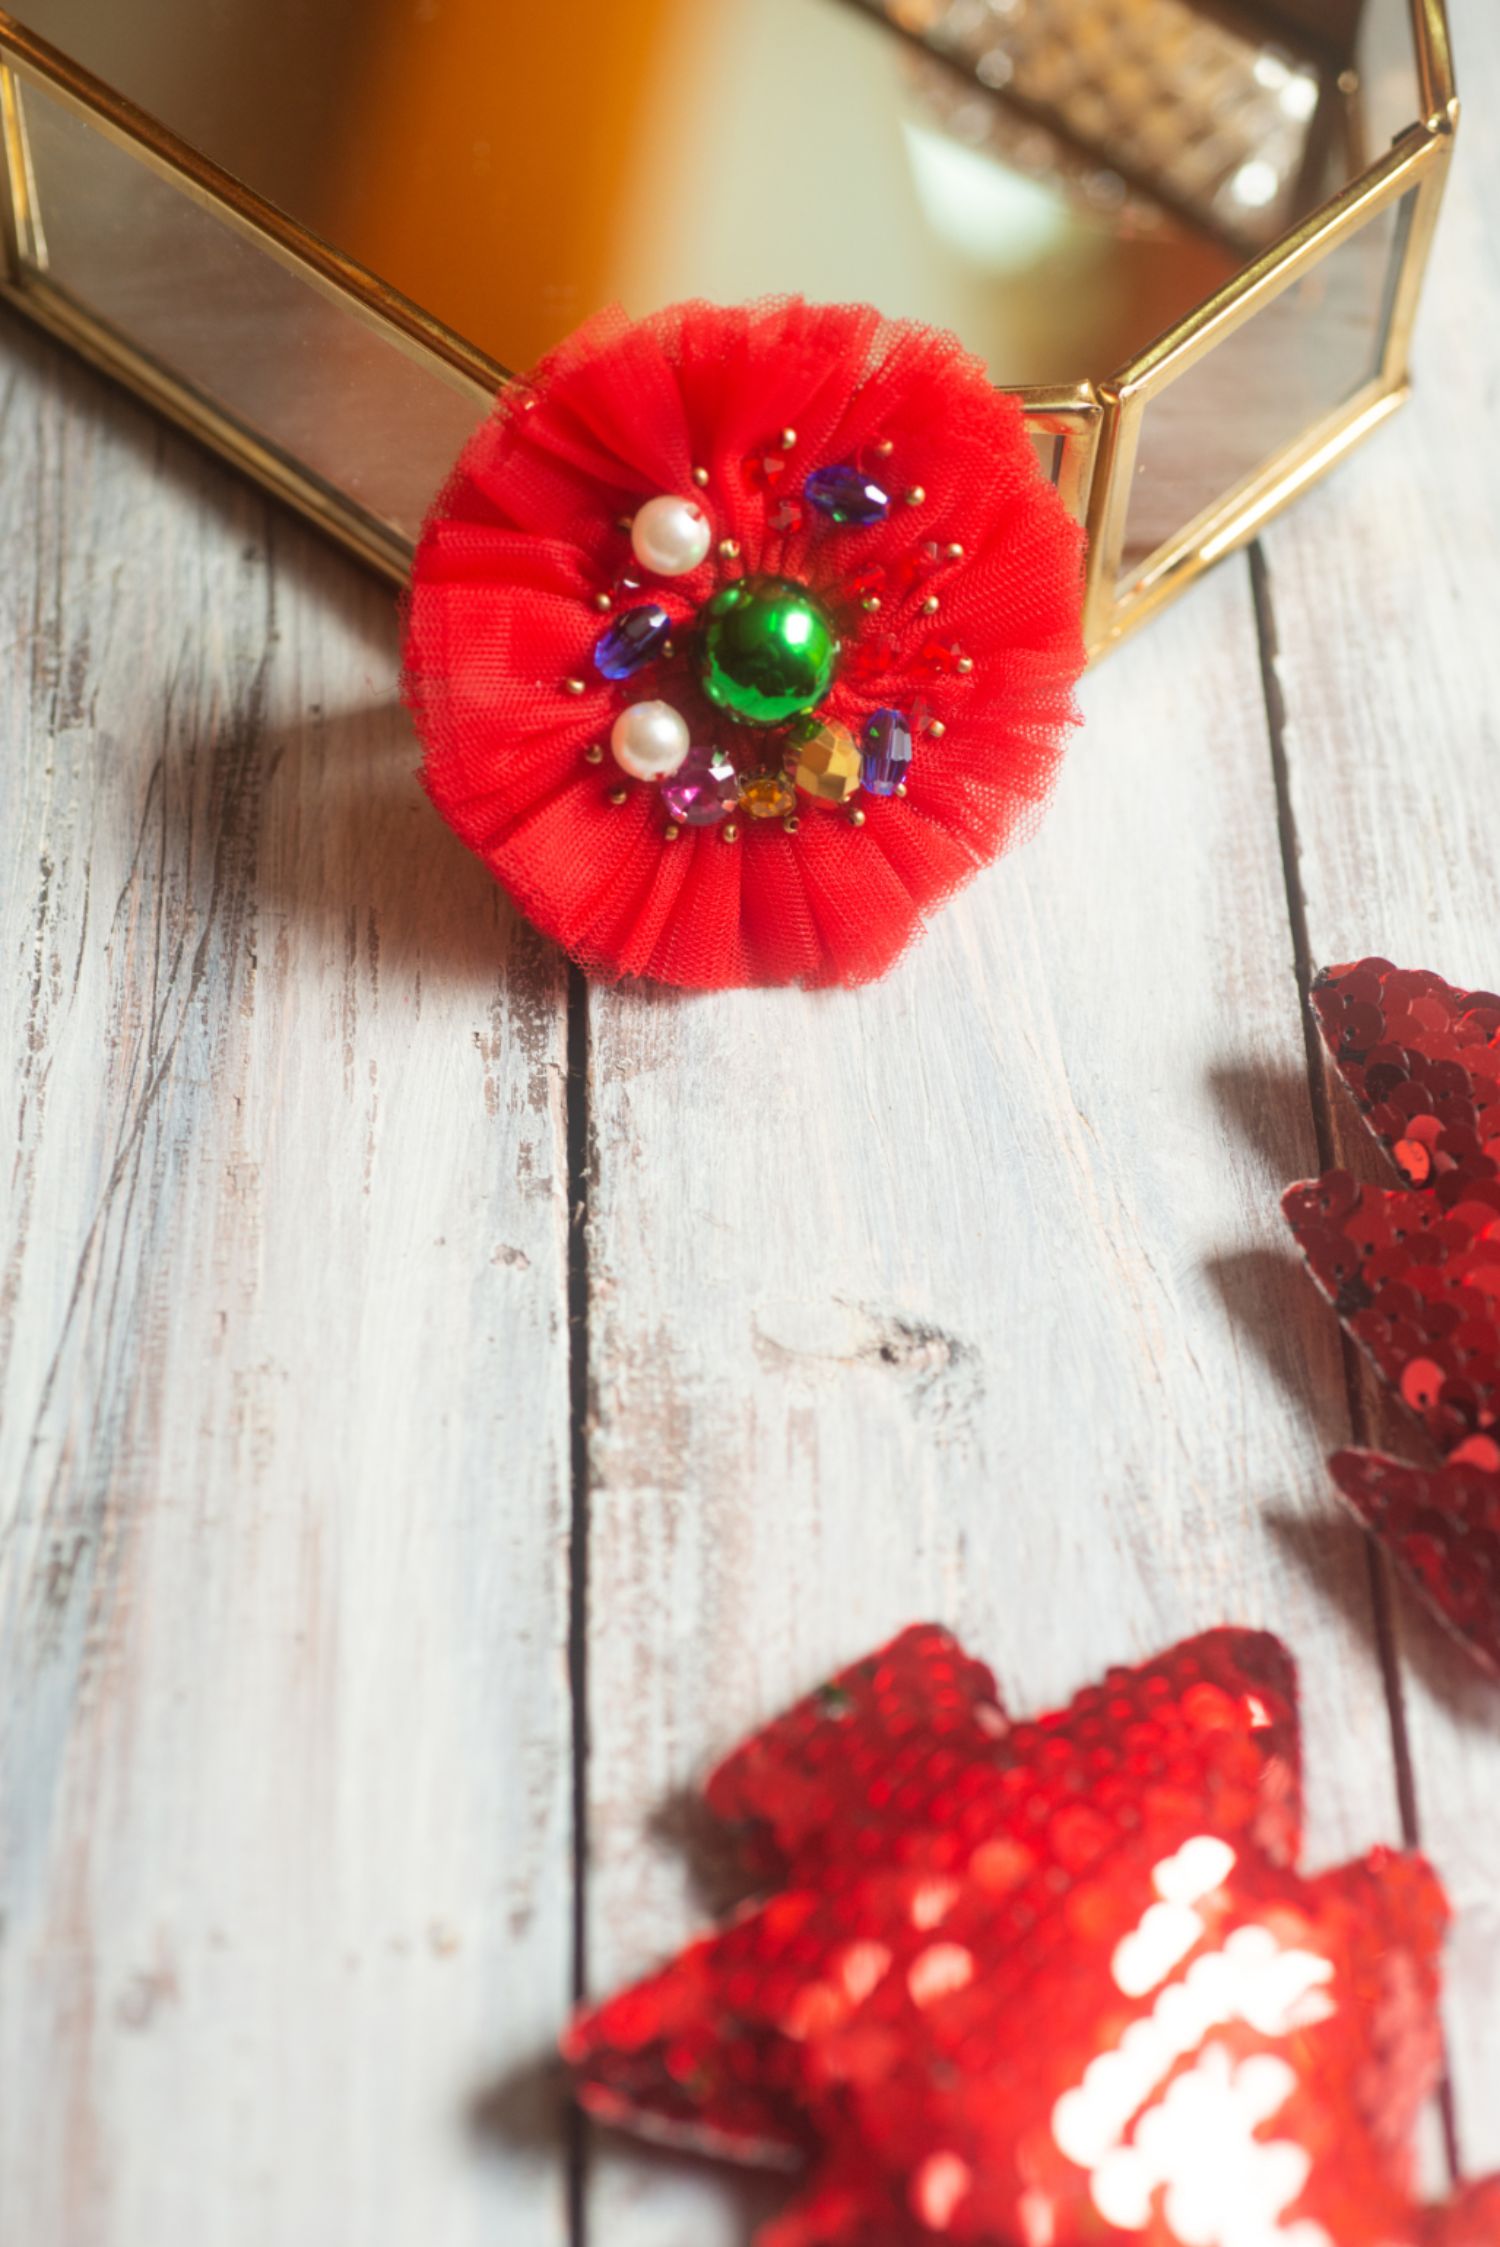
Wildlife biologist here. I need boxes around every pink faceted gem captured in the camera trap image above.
[661,748,738,826]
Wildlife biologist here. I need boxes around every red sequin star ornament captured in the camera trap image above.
[403,299,1085,987]
[1427,2178,1500,2246]
[564,1623,1491,2245]
[1283,959,1500,1678]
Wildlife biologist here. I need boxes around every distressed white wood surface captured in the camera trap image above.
[0,338,575,2247]
[582,560,1418,2245]
[4,5,1500,2241]
[580,12,1500,2246]
[1263,0,1500,2174]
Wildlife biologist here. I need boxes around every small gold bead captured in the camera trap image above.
[874,438,894,457]
[944,541,964,560]
[565,678,587,695]
[593,592,613,612]
[848,807,866,828]
[957,656,975,675]
[861,595,882,613]
[780,427,797,449]
[718,538,741,559]
[905,486,926,506]
[895,782,908,798]
[783,814,800,835]
[584,743,604,764]
[608,786,628,805]
[616,513,634,531]
[662,640,676,658]
[692,465,710,486]
[928,720,946,740]
[663,822,681,841]
[922,595,940,614]
[721,822,740,843]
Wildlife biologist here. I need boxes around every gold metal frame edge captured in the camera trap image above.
[0,0,1459,654]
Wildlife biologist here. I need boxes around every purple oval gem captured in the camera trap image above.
[804,464,891,527]
[860,708,913,796]
[660,748,739,826]
[594,602,672,680]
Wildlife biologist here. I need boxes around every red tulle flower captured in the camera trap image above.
[403,299,1085,987]
[1283,958,1500,1678]
[564,1624,1493,2247]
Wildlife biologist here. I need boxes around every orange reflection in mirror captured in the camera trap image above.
[324,0,689,372]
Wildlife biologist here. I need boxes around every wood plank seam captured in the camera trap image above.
[1249,536,1461,2185]
[566,958,594,2247]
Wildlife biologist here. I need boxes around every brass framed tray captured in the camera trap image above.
[0,0,1456,655]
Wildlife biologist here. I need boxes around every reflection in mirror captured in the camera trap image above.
[6,0,1428,584]
[14,0,1422,384]
[1121,185,1412,582]
[16,84,488,545]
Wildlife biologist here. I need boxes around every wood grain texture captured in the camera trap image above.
[0,324,575,2247]
[1262,0,1500,2174]
[580,557,1421,2243]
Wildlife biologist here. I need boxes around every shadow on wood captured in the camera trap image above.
[647,1783,761,1922]
[466,2046,796,2247]
[466,2048,572,2160]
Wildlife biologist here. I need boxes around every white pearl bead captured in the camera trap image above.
[630,494,711,577]
[610,700,691,782]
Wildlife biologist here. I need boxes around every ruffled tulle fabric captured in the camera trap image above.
[404,298,1086,988]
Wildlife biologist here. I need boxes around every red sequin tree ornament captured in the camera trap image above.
[1283,959,1500,1678]
[403,299,1085,987]
[1427,2177,1500,2246]
[564,1624,1491,2245]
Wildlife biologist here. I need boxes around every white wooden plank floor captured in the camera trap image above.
[2,9,1498,2242]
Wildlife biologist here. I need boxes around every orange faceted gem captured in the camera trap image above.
[738,769,797,820]
[793,720,862,807]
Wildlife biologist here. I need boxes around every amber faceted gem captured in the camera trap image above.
[737,769,797,821]
[792,720,862,807]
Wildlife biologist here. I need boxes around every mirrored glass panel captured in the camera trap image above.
[5,0,1429,584]
[14,0,1424,386]
[15,85,488,546]
[1121,184,1413,583]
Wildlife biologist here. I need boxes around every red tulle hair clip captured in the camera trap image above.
[403,298,1086,988]
[1284,958,1500,1677]
[564,1623,1495,2246]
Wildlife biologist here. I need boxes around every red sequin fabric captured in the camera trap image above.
[564,1623,1485,2246]
[1283,958,1500,1677]
[1427,2178,1500,2246]
[403,298,1085,987]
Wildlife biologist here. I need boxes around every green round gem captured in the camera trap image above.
[699,576,840,728]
